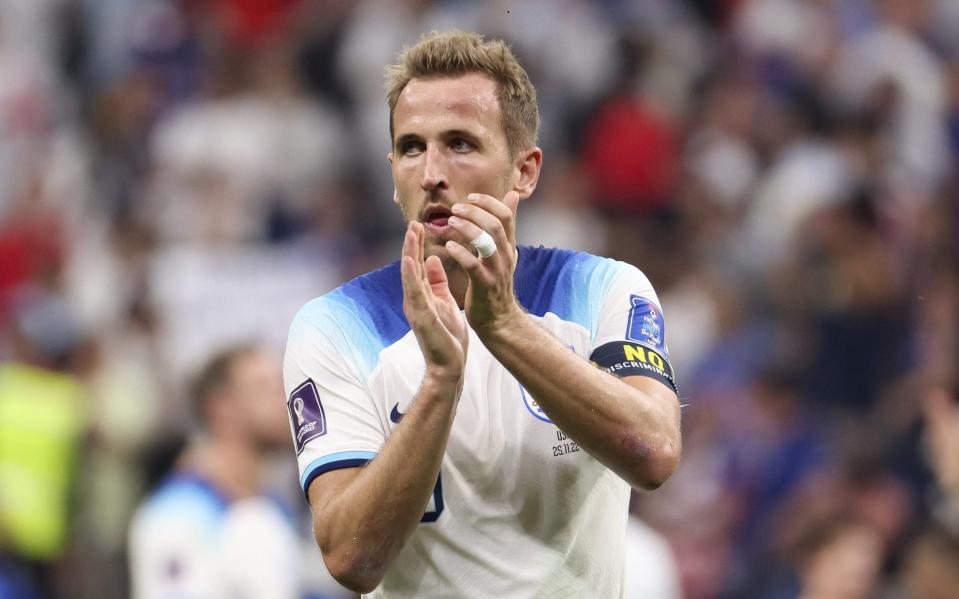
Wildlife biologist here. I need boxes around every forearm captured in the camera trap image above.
[311,374,458,590]
[481,310,680,489]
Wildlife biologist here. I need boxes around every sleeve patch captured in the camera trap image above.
[626,295,667,354]
[288,380,327,455]
[590,341,677,393]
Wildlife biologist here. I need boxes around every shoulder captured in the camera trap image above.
[289,262,403,335]
[129,475,230,544]
[286,262,409,377]
[515,245,651,317]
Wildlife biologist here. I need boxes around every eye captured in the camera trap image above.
[400,140,425,156]
[450,138,474,153]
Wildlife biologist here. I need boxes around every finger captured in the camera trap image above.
[425,254,456,302]
[502,191,520,239]
[445,239,483,275]
[446,215,488,253]
[401,226,430,310]
[408,221,425,276]
[401,255,429,314]
[467,193,514,221]
[416,222,426,267]
[450,202,508,248]
[467,192,518,241]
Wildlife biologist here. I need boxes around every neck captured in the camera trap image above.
[181,437,263,501]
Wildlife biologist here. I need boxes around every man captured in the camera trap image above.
[283,30,682,597]
[129,344,300,599]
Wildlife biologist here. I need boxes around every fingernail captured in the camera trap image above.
[451,204,464,213]
[448,216,460,225]
[468,194,479,202]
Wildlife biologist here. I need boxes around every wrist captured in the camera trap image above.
[475,303,527,342]
[423,367,464,391]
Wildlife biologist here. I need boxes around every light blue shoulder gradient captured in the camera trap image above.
[289,291,392,381]
[548,253,631,343]
[141,480,226,541]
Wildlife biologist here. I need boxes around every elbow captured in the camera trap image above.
[622,434,681,491]
[315,525,386,594]
[322,548,385,594]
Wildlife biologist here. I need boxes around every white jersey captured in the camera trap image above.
[283,246,676,598]
[128,474,300,599]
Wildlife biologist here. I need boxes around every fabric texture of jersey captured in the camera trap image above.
[283,246,676,598]
[128,474,299,599]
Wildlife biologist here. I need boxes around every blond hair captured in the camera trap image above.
[385,30,539,157]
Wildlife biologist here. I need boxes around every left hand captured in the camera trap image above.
[444,190,525,335]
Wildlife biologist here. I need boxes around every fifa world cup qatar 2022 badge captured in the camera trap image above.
[288,380,327,454]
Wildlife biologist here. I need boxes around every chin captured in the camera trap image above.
[424,243,461,272]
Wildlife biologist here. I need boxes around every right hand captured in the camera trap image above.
[401,222,469,383]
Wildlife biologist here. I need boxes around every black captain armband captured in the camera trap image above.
[589,341,677,393]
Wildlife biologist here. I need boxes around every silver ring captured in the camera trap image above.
[470,231,497,259]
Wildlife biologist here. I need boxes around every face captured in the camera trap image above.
[389,73,517,266]
[227,349,291,453]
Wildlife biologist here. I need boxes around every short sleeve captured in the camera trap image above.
[283,299,387,496]
[588,263,678,393]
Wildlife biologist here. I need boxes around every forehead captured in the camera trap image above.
[231,349,275,380]
[393,73,502,137]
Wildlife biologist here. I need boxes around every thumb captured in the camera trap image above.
[504,190,520,216]
[425,255,454,300]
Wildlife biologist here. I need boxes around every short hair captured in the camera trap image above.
[385,30,539,157]
[189,343,259,423]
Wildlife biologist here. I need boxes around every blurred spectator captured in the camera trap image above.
[897,525,959,599]
[791,513,885,599]
[624,514,683,599]
[0,296,88,599]
[127,344,301,599]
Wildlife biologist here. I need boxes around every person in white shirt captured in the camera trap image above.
[284,30,683,598]
[129,344,299,599]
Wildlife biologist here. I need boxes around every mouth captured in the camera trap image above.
[421,204,453,237]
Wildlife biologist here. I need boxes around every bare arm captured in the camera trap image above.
[308,223,468,593]
[479,310,680,489]
[308,374,457,593]
[445,192,681,489]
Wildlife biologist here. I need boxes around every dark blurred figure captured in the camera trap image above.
[792,190,907,412]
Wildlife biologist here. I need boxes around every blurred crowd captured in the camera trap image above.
[0,0,957,597]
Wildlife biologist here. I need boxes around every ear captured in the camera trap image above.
[387,153,400,205]
[512,146,542,201]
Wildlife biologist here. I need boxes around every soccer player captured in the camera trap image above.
[283,30,682,597]
[129,344,300,599]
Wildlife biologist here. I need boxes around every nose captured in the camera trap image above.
[420,144,449,192]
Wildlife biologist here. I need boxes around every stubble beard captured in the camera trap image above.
[424,237,468,272]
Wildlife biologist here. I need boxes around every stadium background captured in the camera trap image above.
[1,0,958,597]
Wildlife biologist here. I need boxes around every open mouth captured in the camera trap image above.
[422,205,453,236]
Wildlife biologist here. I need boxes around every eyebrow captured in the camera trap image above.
[394,133,422,150]
[394,129,483,150]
